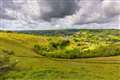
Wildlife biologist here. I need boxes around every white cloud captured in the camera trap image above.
[0,0,120,30]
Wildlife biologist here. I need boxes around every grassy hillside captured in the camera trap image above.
[0,29,120,80]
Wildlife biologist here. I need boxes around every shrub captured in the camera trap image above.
[2,49,14,55]
[50,38,70,49]
[0,49,17,75]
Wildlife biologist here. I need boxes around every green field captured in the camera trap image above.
[0,30,120,80]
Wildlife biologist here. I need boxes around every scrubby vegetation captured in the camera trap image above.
[32,29,120,58]
[0,29,120,80]
[0,49,17,79]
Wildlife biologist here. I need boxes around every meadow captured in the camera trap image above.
[0,29,120,80]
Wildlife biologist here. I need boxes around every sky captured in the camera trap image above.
[0,0,120,30]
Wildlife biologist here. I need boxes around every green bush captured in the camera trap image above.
[0,49,17,76]
[50,38,70,49]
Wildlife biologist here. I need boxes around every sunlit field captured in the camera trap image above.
[0,29,120,80]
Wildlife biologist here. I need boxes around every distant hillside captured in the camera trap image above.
[15,29,80,35]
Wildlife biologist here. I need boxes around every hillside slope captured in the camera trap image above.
[0,30,120,80]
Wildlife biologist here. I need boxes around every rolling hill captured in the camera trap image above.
[0,29,120,80]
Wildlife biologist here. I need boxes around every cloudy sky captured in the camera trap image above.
[0,0,120,30]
